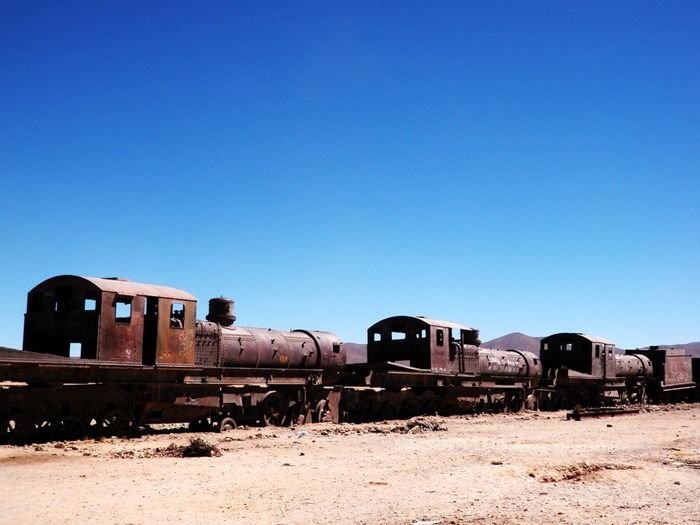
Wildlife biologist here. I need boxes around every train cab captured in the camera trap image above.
[23,275,197,365]
[540,332,616,382]
[367,315,481,373]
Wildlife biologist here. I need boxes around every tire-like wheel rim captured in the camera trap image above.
[100,410,133,437]
[261,393,287,426]
[315,400,333,423]
[216,417,237,432]
[1,414,37,444]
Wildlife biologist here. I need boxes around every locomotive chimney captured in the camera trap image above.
[206,297,236,326]
[465,329,481,347]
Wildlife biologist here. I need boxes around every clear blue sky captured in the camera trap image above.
[1,1,698,349]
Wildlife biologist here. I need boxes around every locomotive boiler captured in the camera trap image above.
[195,297,344,373]
[615,353,653,379]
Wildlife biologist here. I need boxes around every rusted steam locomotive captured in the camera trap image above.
[1,275,345,443]
[538,333,696,407]
[0,274,696,444]
[339,315,542,420]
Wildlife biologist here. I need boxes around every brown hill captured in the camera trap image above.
[344,342,367,364]
[482,332,541,355]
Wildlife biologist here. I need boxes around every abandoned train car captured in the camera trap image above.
[338,315,542,420]
[539,332,654,407]
[2,275,345,443]
[624,346,696,402]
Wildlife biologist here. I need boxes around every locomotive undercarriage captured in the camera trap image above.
[535,376,649,410]
[0,357,537,444]
[337,386,528,423]
[0,350,340,444]
[0,382,343,444]
[334,362,534,422]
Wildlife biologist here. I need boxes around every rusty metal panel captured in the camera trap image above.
[626,348,694,388]
[194,321,221,367]
[429,325,448,371]
[97,291,144,362]
[663,350,693,386]
[462,345,479,374]
[155,297,196,365]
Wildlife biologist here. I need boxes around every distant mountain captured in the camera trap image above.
[483,332,541,355]
[345,342,367,364]
[679,343,700,357]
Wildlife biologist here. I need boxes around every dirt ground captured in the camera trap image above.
[1,405,699,525]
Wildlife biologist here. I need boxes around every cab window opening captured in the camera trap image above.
[170,303,185,329]
[115,297,132,324]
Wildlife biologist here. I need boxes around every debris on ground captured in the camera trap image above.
[111,438,221,459]
[531,462,637,483]
[182,437,221,457]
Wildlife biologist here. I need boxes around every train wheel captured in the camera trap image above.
[52,416,87,441]
[490,397,505,413]
[358,394,377,422]
[339,398,358,423]
[505,391,525,413]
[440,399,459,416]
[188,416,211,432]
[261,392,287,427]
[213,417,237,432]
[314,400,333,423]
[400,396,420,418]
[37,419,54,441]
[419,392,442,416]
[379,402,398,421]
[99,410,134,437]
[1,413,37,444]
[538,392,552,411]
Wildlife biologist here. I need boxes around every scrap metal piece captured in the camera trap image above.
[567,407,640,420]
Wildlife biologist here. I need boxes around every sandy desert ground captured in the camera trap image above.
[1,405,699,525]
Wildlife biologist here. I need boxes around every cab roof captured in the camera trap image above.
[29,275,197,302]
[368,315,476,332]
